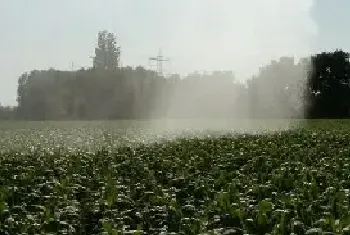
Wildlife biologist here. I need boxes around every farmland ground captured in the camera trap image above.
[0,120,350,234]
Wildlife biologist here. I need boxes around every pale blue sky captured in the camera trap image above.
[0,0,349,105]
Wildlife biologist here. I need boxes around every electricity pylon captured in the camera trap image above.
[149,48,170,76]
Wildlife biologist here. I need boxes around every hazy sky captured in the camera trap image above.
[0,0,349,105]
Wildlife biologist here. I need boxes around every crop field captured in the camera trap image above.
[0,120,350,234]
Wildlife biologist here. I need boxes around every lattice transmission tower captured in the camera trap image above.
[149,49,170,76]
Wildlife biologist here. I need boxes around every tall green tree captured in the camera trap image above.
[306,49,350,118]
[93,30,121,71]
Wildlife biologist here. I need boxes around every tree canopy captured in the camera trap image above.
[2,30,350,120]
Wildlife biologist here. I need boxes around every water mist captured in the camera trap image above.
[143,0,317,138]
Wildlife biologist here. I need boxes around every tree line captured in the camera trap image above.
[1,30,350,120]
